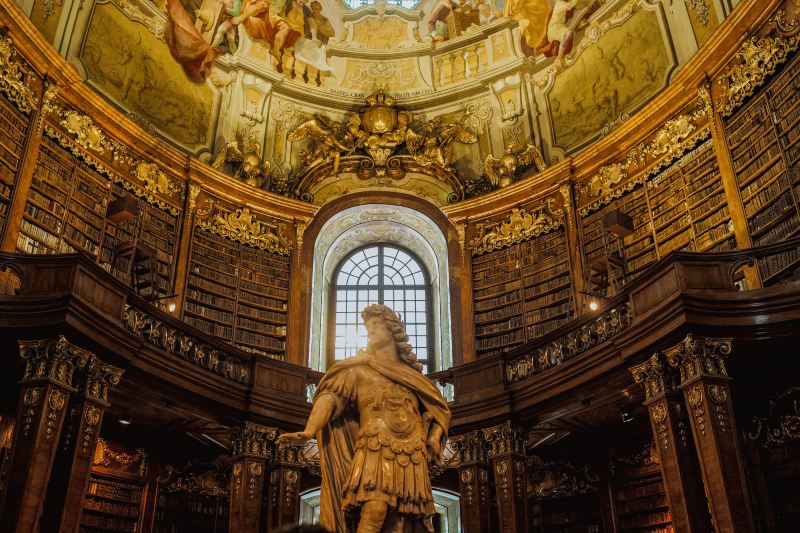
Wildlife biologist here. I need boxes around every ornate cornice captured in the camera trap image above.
[0,35,37,115]
[470,200,564,256]
[231,422,278,459]
[482,421,526,458]
[663,333,733,384]
[717,31,800,117]
[444,430,488,468]
[78,355,124,404]
[629,352,677,403]
[41,96,185,214]
[506,303,632,383]
[196,206,292,255]
[18,336,91,388]
[95,437,147,477]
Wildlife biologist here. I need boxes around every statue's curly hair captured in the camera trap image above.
[361,304,423,372]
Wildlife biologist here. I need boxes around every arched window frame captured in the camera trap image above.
[327,244,434,372]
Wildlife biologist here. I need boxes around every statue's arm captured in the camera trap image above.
[277,393,337,443]
[426,421,445,465]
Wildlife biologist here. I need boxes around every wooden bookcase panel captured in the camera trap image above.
[0,92,30,237]
[724,50,800,284]
[184,227,289,359]
[18,136,179,299]
[613,472,673,533]
[580,139,732,283]
[80,472,145,533]
[472,228,572,358]
[155,491,229,533]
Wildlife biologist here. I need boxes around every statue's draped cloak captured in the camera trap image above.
[314,355,451,533]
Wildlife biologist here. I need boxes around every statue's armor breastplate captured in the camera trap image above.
[358,382,425,459]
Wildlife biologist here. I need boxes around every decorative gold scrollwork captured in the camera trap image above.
[197,206,292,255]
[470,201,564,256]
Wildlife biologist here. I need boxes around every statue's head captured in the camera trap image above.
[361,304,423,372]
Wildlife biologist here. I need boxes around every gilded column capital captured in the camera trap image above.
[663,334,733,384]
[232,422,279,459]
[446,429,488,467]
[629,353,678,402]
[481,421,526,459]
[18,336,91,388]
[77,355,124,404]
[273,440,306,466]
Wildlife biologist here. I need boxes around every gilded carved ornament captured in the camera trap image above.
[629,353,676,403]
[42,95,185,213]
[685,0,710,27]
[484,142,547,188]
[212,127,283,192]
[0,35,37,115]
[288,92,479,200]
[718,31,800,117]
[79,355,124,404]
[663,333,732,384]
[749,387,800,448]
[196,206,292,255]
[470,200,564,256]
[19,336,91,387]
[95,438,148,477]
[232,422,279,459]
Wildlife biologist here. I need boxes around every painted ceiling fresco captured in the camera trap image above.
[25,0,726,203]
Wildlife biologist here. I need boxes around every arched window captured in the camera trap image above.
[330,244,433,372]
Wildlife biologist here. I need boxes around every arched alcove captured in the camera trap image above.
[308,204,452,372]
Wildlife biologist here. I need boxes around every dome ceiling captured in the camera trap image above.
[25,0,728,203]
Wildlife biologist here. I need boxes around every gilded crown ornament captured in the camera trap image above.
[484,141,547,188]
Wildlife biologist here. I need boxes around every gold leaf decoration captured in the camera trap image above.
[470,202,563,256]
[718,34,800,117]
[0,36,37,114]
[197,207,292,254]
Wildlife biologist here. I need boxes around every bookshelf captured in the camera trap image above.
[80,472,145,532]
[472,228,572,358]
[0,92,30,237]
[101,183,179,299]
[17,134,178,299]
[184,226,289,359]
[613,472,673,533]
[723,51,800,285]
[155,491,229,533]
[580,138,732,282]
[529,494,602,533]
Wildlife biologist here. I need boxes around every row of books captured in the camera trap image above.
[186,315,234,339]
[192,253,239,277]
[731,125,777,165]
[185,301,235,325]
[725,95,770,146]
[80,514,138,532]
[522,286,571,307]
[749,192,794,235]
[88,478,142,502]
[0,157,17,184]
[235,329,285,351]
[618,494,667,515]
[474,289,520,310]
[758,245,800,284]
[696,221,733,251]
[522,274,570,297]
[619,510,671,530]
[189,273,237,298]
[615,478,664,501]
[475,302,522,324]
[474,279,520,299]
[186,287,236,310]
[84,496,140,517]
[475,315,523,337]
[740,160,784,204]
[237,304,286,323]
[236,316,286,336]
[524,302,570,322]
[475,329,524,352]
[238,291,287,311]
[686,172,722,205]
[239,278,288,299]
[752,210,800,247]
[527,316,569,338]
[240,268,290,287]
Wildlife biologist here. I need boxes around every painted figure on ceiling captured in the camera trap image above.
[310,1,336,44]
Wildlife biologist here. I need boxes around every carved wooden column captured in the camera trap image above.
[484,422,528,533]
[229,422,274,533]
[450,430,491,533]
[664,334,755,532]
[39,355,124,533]
[266,442,304,530]
[0,336,90,532]
[630,353,712,532]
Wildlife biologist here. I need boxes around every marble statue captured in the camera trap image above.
[279,304,451,532]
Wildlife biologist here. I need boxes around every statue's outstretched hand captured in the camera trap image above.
[277,431,314,444]
[426,435,443,466]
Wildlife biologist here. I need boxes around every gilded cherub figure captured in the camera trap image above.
[405,112,478,170]
[279,304,450,533]
[484,142,547,188]
[288,114,361,176]
[212,128,272,188]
